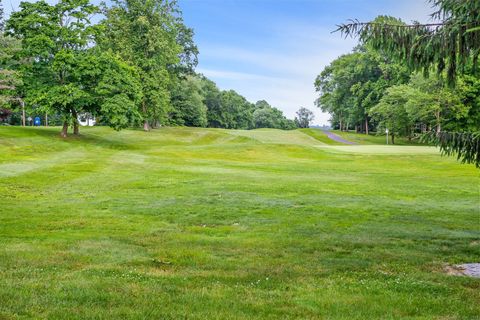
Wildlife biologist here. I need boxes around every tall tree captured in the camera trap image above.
[169,75,207,127]
[100,0,195,131]
[369,85,415,144]
[336,1,480,85]
[7,0,143,136]
[405,74,467,134]
[315,47,408,132]
[7,0,100,137]
[295,107,314,128]
[253,100,296,130]
[219,90,254,129]
[0,0,23,123]
[336,0,480,166]
[201,76,224,128]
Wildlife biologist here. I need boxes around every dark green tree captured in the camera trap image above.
[7,0,100,136]
[219,90,254,129]
[7,0,143,136]
[100,0,195,131]
[170,75,207,127]
[200,77,225,128]
[315,47,409,133]
[253,100,296,130]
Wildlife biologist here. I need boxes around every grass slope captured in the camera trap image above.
[0,126,479,319]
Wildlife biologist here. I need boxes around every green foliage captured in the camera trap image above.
[219,90,254,129]
[336,1,480,85]
[200,76,223,128]
[253,100,296,130]
[370,74,470,143]
[315,47,409,132]
[453,74,480,131]
[422,131,480,167]
[6,0,100,135]
[0,0,3,30]
[170,75,207,127]
[93,52,143,131]
[100,0,185,130]
[406,74,467,132]
[369,85,414,142]
[0,33,22,107]
[334,1,479,165]
[2,0,291,133]
[295,107,314,128]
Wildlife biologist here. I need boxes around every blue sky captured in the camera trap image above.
[4,0,435,125]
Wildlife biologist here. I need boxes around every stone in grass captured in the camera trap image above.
[446,263,480,278]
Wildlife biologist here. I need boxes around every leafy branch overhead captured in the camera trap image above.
[328,0,480,167]
[422,131,480,167]
[335,0,480,86]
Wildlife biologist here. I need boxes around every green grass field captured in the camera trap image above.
[0,126,479,319]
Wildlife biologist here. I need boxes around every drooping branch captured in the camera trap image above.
[334,11,480,85]
[334,20,446,36]
[422,131,480,168]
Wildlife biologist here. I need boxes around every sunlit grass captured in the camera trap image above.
[0,126,478,319]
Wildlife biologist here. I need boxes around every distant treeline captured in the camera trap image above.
[0,0,306,136]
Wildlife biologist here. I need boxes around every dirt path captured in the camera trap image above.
[323,130,356,145]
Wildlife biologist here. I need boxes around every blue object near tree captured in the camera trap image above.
[34,117,41,126]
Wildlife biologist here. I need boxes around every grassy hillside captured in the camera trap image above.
[0,126,478,319]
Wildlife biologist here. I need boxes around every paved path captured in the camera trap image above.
[322,130,356,145]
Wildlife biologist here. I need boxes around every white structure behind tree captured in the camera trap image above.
[78,113,96,126]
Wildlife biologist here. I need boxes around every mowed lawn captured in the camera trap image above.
[0,126,479,319]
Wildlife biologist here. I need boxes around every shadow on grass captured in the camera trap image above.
[0,126,136,151]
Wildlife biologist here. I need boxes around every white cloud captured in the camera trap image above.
[196,29,356,125]
[195,0,435,126]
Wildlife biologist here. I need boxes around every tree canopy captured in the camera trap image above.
[295,107,314,128]
[336,1,480,85]
[330,0,480,167]
[0,0,298,134]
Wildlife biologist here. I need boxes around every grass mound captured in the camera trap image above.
[0,126,478,319]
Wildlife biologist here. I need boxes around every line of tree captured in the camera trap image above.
[317,0,479,166]
[0,0,300,135]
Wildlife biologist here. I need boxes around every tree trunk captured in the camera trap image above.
[435,111,441,134]
[365,117,369,135]
[339,118,343,132]
[45,113,48,127]
[21,101,25,127]
[346,122,349,132]
[61,121,68,138]
[355,125,358,133]
[72,109,79,135]
[391,133,395,145]
[142,101,150,131]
